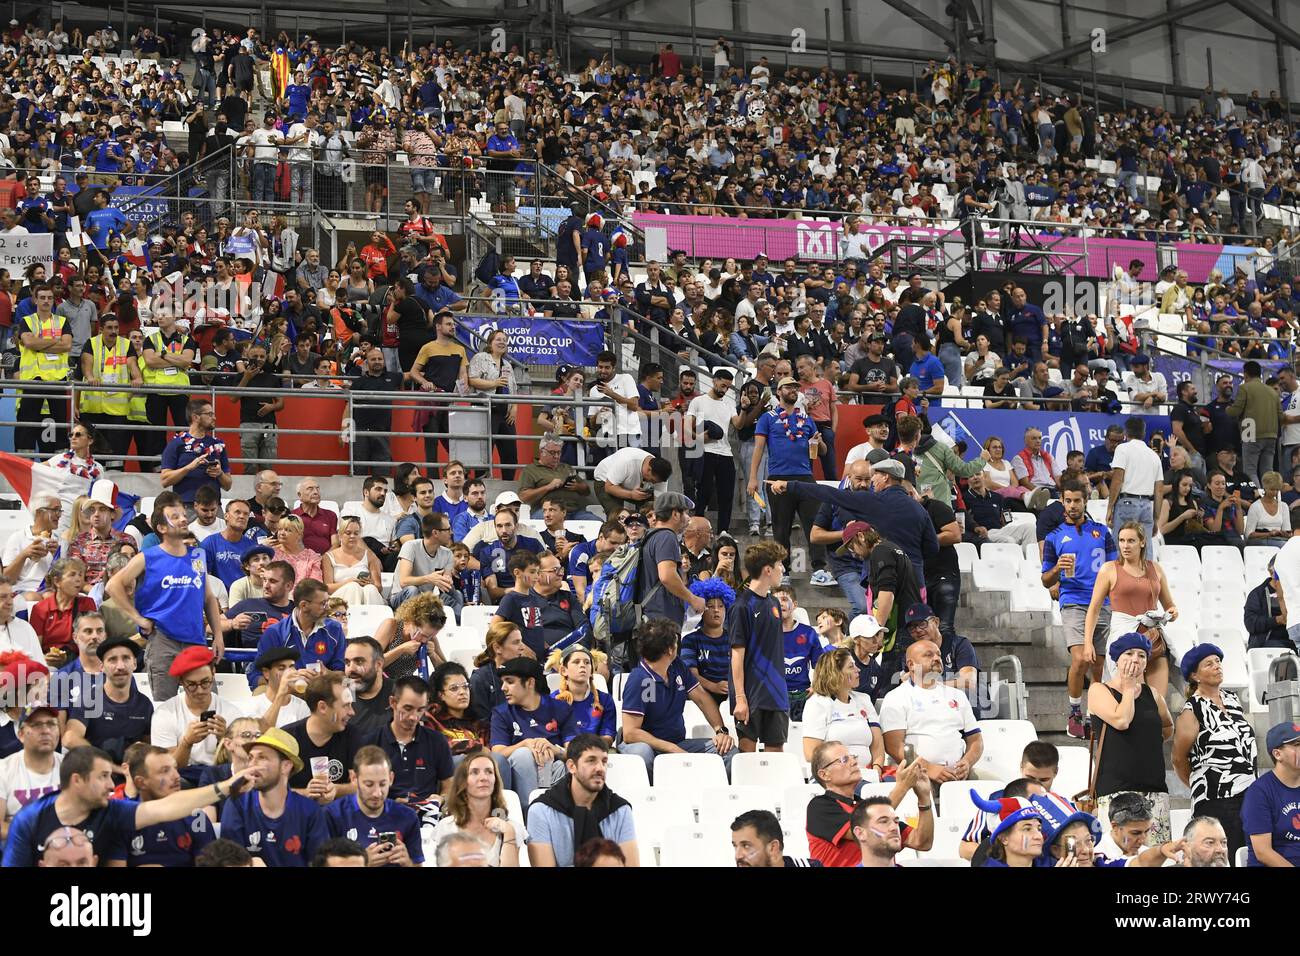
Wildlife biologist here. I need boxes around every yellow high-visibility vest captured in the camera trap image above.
[81,334,133,417]
[140,330,190,392]
[17,313,70,382]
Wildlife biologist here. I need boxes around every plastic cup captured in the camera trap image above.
[310,756,330,779]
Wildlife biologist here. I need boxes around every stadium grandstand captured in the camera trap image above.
[0,0,1296,878]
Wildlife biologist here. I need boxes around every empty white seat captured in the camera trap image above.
[660,825,733,867]
[781,822,811,859]
[1243,546,1278,585]
[604,752,652,797]
[1085,500,1109,523]
[448,647,478,672]
[438,628,485,656]
[924,815,969,858]
[975,719,1038,780]
[858,782,918,819]
[215,673,252,700]
[459,605,499,635]
[697,785,780,829]
[1201,545,1244,579]
[653,753,729,798]
[907,857,969,867]
[1053,746,1091,798]
[1170,808,1192,840]
[565,520,601,541]
[781,783,823,823]
[346,604,393,638]
[730,752,805,790]
[1157,545,1201,582]
[955,541,977,573]
[630,791,695,848]
[937,778,1005,822]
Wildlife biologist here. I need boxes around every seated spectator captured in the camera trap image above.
[851,797,913,868]
[527,734,638,867]
[879,639,984,783]
[971,794,1044,868]
[1245,558,1295,650]
[567,520,627,604]
[730,809,822,867]
[124,744,217,866]
[1092,790,1185,863]
[617,617,736,780]
[962,473,1037,548]
[323,745,423,867]
[0,496,60,601]
[29,558,96,666]
[344,636,393,738]
[680,577,735,708]
[450,479,492,542]
[805,741,933,866]
[901,603,978,692]
[430,746,525,867]
[391,512,461,619]
[241,646,311,730]
[1242,721,1300,866]
[518,435,600,521]
[546,644,616,744]
[531,552,585,650]
[292,479,339,554]
[150,646,246,774]
[61,636,153,765]
[467,621,527,722]
[256,579,346,677]
[271,515,324,584]
[490,657,574,804]
[372,592,448,682]
[284,671,375,806]
[67,487,131,586]
[201,500,258,592]
[227,558,296,654]
[1245,471,1291,546]
[475,508,546,604]
[375,676,453,806]
[425,661,490,758]
[322,516,386,606]
[1011,427,1059,510]
[1174,816,1231,868]
[801,648,885,774]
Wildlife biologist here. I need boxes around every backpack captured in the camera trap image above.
[473,248,500,286]
[588,527,671,652]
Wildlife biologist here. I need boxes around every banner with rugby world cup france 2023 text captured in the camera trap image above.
[454,315,606,367]
[932,407,1172,463]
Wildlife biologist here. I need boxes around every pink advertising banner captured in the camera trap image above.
[632,212,1242,283]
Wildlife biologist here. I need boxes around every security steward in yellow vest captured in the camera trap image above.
[79,315,142,460]
[16,284,72,456]
[139,310,197,465]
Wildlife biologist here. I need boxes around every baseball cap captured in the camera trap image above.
[1265,721,1300,753]
[1132,353,1150,365]
[17,704,59,728]
[848,614,885,639]
[654,491,695,513]
[836,520,875,556]
[623,512,648,527]
[247,727,304,773]
[776,376,799,388]
[904,603,936,627]
[492,491,522,513]
[498,657,545,684]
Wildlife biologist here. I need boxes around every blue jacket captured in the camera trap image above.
[787,482,938,584]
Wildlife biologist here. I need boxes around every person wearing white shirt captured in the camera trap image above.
[879,639,983,783]
[237,115,285,204]
[686,369,740,537]
[750,57,771,88]
[588,354,642,447]
[1122,355,1168,416]
[1106,416,1164,558]
[285,113,323,206]
[801,647,885,776]
[0,578,43,660]
[0,705,62,840]
[150,649,246,769]
[239,646,312,730]
[1,497,59,599]
[592,446,671,520]
[1276,534,1300,646]
[351,476,399,570]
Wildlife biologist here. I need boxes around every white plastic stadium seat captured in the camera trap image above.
[1170,808,1191,840]
[660,825,733,867]
[459,605,499,635]
[936,779,1005,821]
[215,673,252,700]
[1053,746,1091,798]
[346,604,393,638]
[1157,545,1200,583]
[628,790,695,848]
[653,753,728,800]
[781,783,823,823]
[1200,546,1244,580]
[696,785,780,830]
[1243,546,1278,585]
[603,752,651,797]
[858,782,918,819]
[975,719,1038,780]
[730,751,805,789]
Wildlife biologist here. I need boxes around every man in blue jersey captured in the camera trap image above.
[375,676,453,805]
[256,578,345,675]
[475,509,545,603]
[200,499,256,590]
[220,727,330,868]
[490,657,575,805]
[3,745,251,867]
[125,744,216,866]
[104,497,224,702]
[62,636,153,763]
[567,519,626,605]
[1041,477,1117,739]
[773,584,826,720]
[324,745,423,867]
[617,617,736,780]
[485,122,522,213]
[731,540,790,752]
[227,558,294,656]
[489,255,523,310]
[581,214,609,283]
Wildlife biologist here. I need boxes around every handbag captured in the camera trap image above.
[1074,719,1107,814]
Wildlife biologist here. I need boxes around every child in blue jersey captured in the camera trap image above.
[323,745,423,867]
[489,657,576,805]
[681,577,737,707]
[449,542,481,607]
[730,541,791,752]
[546,644,617,743]
[773,584,828,720]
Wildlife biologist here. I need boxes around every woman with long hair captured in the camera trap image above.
[425,660,489,754]
[1200,470,1246,547]
[1087,632,1174,844]
[545,644,615,743]
[1158,469,1210,548]
[322,516,386,606]
[467,620,527,721]
[428,747,525,867]
[1082,521,1178,699]
[801,648,885,774]
[1172,644,1257,861]
[271,515,323,583]
[467,328,518,479]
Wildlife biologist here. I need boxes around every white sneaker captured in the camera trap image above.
[810,569,836,587]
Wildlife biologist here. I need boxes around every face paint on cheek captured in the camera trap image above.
[1022,835,1032,852]
[870,829,889,839]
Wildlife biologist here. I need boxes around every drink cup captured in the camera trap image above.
[1060,553,1076,578]
[310,756,330,780]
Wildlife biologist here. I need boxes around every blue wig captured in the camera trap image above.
[690,576,736,609]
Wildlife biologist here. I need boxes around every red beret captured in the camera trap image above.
[168,646,216,678]
[0,651,49,686]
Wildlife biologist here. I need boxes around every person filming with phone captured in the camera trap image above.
[160,398,232,503]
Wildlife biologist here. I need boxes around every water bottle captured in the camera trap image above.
[790,547,807,573]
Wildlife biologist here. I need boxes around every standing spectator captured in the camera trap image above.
[1104,416,1163,555]
[1088,632,1174,843]
[350,347,404,477]
[685,367,739,536]
[467,328,519,479]
[1228,360,1281,484]
[140,311,200,461]
[409,311,470,468]
[105,499,224,702]
[78,315,140,464]
[748,376,825,580]
[14,285,71,457]
[237,113,284,204]
[527,734,638,868]
[1172,644,1257,862]
[796,356,838,481]
[730,541,790,753]
[235,342,283,476]
[387,278,432,374]
[1241,721,1300,866]
[159,399,232,505]
[587,351,642,457]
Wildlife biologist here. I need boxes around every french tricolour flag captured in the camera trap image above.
[0,452,138,533]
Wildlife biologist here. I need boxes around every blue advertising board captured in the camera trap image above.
[455,314,605,367]
[932,407,1172,463]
